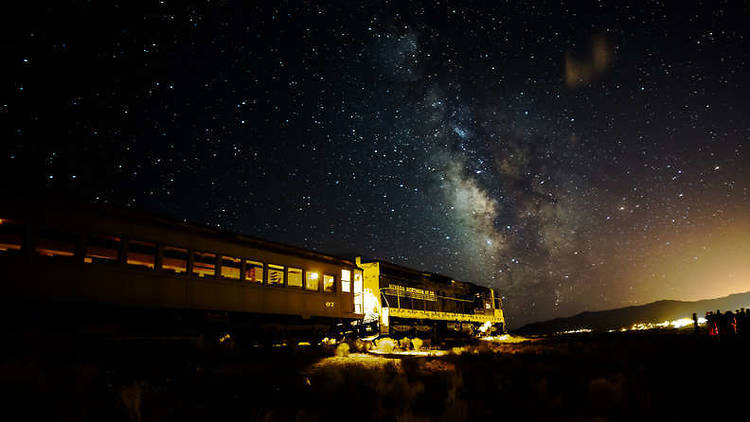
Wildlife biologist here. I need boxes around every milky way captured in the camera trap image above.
[3,1,749,326]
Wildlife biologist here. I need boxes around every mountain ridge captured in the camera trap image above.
[515,291,750,335]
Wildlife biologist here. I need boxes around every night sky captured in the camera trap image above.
[3,1,749,326]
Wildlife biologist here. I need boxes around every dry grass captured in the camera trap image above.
[4,331,750,421]
[307,353,402,373]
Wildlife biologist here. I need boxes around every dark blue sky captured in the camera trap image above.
[3,1,749,326]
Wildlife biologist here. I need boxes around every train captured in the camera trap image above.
[0,201,505,344]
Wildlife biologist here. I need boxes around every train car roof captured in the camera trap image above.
[0,198,357,267]
[359,257,489,290]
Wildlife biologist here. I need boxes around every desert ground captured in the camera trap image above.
[1,328,747,421]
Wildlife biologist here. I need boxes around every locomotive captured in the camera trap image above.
[0,201,505,343]
[359,258,505,338]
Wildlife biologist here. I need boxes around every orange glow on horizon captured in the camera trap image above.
[627,217,750,303]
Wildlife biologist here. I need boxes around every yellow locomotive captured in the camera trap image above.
[358,258,505,338]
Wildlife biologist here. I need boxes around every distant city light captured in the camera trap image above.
[558,317,709,335]
[556,328,592,335]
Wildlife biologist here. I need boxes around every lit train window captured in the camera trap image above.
[353,270,363,313]
[85,235,119,264]
[36,231,77,258]
[305,271,319,291]
[341,269,351,293]
[221,256,241,280]
[323,274,335,292]
[193,251,216,277]
[163,246,188,273]
[126,240,156,269]
[267,264,284,285]
[287,267,303,287]
[0,218,23,254]
[245,260,263,283]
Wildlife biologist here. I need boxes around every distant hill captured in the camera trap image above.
[515,291,750,335]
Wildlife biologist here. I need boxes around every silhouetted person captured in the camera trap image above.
[738,308,745,335]
[706,311,717,336]
[712,312,719,336]
[721,310,736,337]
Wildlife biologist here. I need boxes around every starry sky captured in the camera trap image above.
[3,1,749,327]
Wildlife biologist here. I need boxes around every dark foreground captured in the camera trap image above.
[1,330,748,421]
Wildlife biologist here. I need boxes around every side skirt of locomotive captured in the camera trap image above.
[385,317,505,340]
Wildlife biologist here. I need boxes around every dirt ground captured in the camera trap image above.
[1,330,747,421]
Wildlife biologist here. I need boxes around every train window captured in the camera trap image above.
[221,256,241,280]
[193,251,216,277]
[305,271,319,291]
[323,274,335,292]
[35,230,77,258]
[353,270,363,313]
[341,269,351,293]
[0,218,23,254]
[267,264,284,285]
[127,240,156,269]
[245,260,263,283]
[287,267,303,287]
[85,235,119,264]
[162,246,188,273]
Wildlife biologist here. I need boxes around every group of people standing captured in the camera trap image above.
[696,309,750,337]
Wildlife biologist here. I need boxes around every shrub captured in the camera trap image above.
[335,342,350,357]
[450,346,466,355]
[399,337,412,350]
[412,337,423,351]
[376,337,396,353]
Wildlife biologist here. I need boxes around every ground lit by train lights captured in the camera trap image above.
[369,349,450,357]
[308,353,403,373]
[478,334,530,343]
[309,335,534,374]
